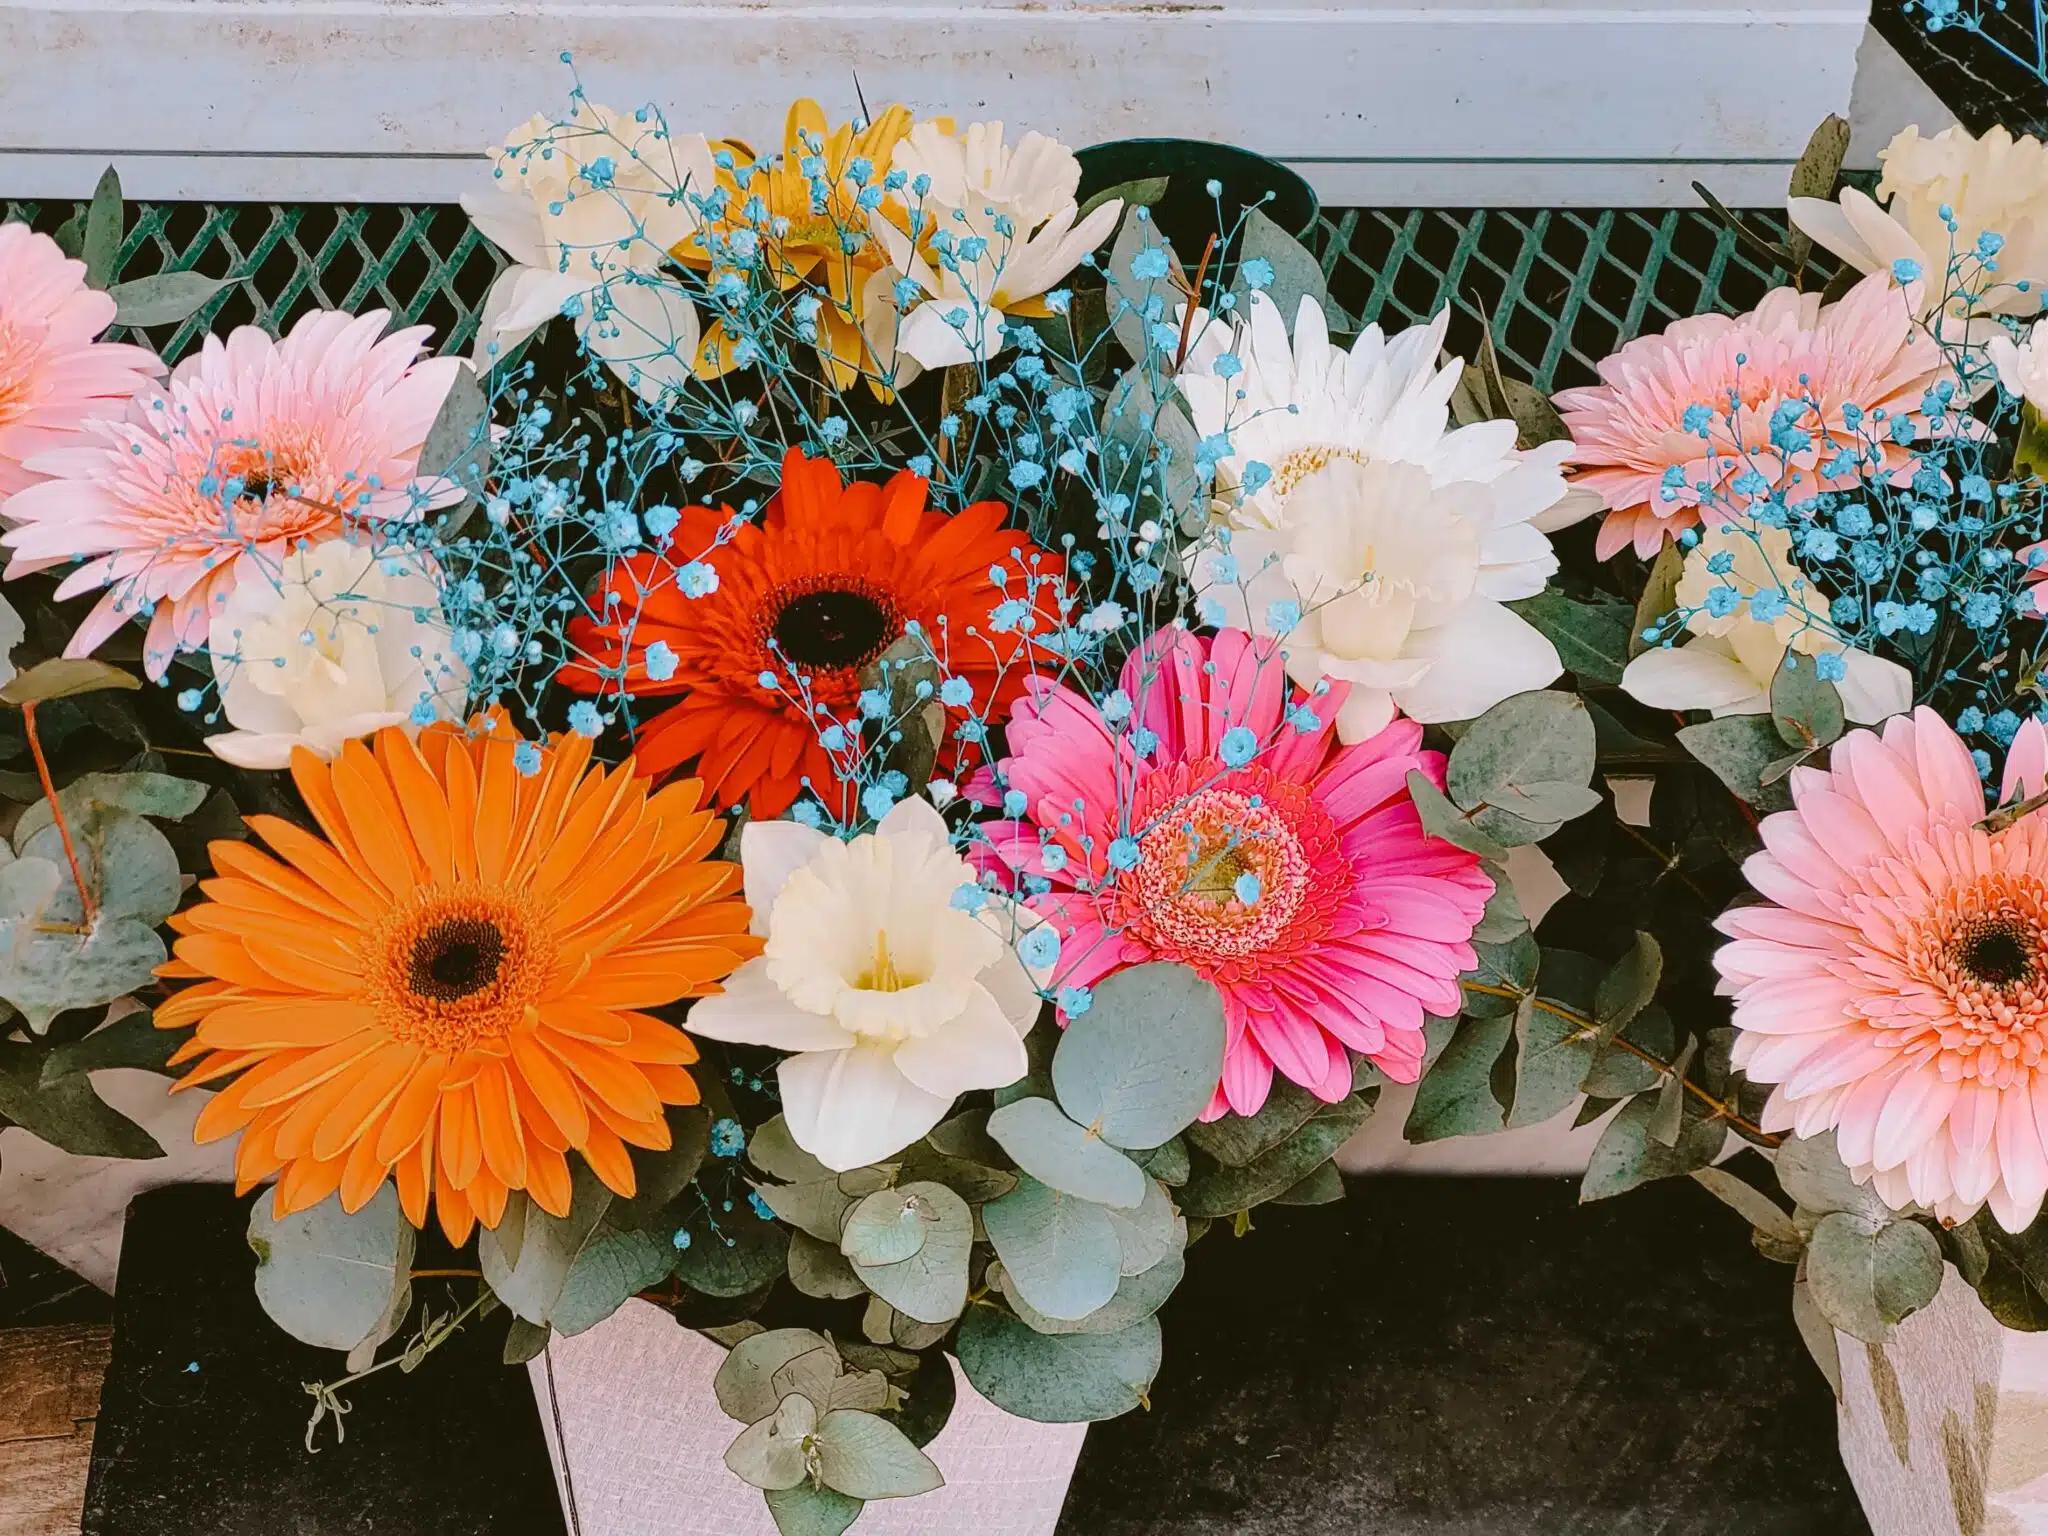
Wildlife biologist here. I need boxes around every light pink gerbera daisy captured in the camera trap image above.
[0,224,162,501]
[1718,706,2048,1231]
[2,309,464,677]
[1555,273,1946,560]
[970,626,1493,1119]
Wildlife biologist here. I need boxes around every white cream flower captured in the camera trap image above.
[1989,318,2048,410]
[205,536,467,770]
[867,122,1122,378]
[686,797,1045,1171]
[1620,520,1912,724]
[1789,124,2048,323]
[1185,293,1583,738]
[1198,457,1564,739]
[463,101,715,401]
[1176,294,1594,537]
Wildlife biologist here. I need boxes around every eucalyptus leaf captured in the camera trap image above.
[788,1231,867,1300]
[1271,1161,1346,1206]
[1078,174,1169,226]
[716,1328,831,1425]
[1406,769,1511,860]
[955,1307,1162,1423]
[418,362,493,518]
[1102,1177,1183,1276]
[1106,209,1185,366]
[1676,714,1795,813]
[1003,1246,1185,1336]
[764,1483,864,1536]
[1184,1075,1321,1166]
[477,1166,615,1326]
[988,1096,1146,1208]
[813,1409,943,1500]
[674,1206,790,1298]
[0,658,140,706]
[1581,1005,1673,1097]
[1593,932,1663,1035]
[760,1178,852,1244]
[727,1395,817,1490]
[1050,961,1226,1149]
[982,1175,1123,1321]
[1507,589,1632,688]
[848,1181,973,1326]
[1807,1212,1942,1343]
[1791,1272,1845,1400]
[38,1008,178,1083]
[1631,542,1686,659]
[552,1224,674,1337]
[1404,1014,1513,1142]
[1446,692,1597,832]
[1579,1093,1725,1201]
[108,272,231,328]
[750,1114,834,1184]
[1774,1131,1892,1223]
[1179,1095,1372,1217]
[248,1187,414,1353]
[82,165,122,289]
[0,1040,163,1157]
[1231,208,1327,325]
[1132,1136,1190,1186]
[1769,655,1846,750]
[503,1319,551,1366]
[1509,993,1597,1130]
[1690,1166,1800,1248]
[841,1187,932,1267]
[893,1142,1017,1204]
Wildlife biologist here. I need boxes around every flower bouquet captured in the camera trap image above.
[12,61,2048,1533]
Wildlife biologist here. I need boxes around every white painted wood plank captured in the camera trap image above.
[0,1,1869,205]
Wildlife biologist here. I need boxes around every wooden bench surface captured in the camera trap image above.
[0,1324,111,1536]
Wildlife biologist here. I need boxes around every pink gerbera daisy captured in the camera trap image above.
[1,309,464,676]
[0,224,162,501]
[1718,706,2048,1231]
[971,626,1493,1118]
[1555,273,1946,560]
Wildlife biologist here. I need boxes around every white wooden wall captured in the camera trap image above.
[0,0,1869,206]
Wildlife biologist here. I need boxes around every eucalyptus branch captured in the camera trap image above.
[301,1290,492,1451]
[1460,980,1780,1145]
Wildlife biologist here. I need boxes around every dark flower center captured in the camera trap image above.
[1958,920,2036,987]
[773,587,893,669]
[408,916,507,1002]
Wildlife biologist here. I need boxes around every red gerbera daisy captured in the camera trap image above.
[563,449,1062,817]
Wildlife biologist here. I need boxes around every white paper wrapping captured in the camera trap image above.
[526,1299,1085,1535]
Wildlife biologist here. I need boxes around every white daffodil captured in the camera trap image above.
[1989,317,2048,411]
[463,101,715,402]
[205,536,467,770]
[1789,124,2048,323]
[686,797,1046,1171]
[1197,456,1565,739]
[866,122,1122,379]
[1620,520,1912,724]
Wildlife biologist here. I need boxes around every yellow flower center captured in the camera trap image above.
[1271,444,1372,503]
[855,929,921,994]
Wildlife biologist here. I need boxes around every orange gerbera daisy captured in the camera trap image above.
[156,720,759,1245]
[562,448,1064,820]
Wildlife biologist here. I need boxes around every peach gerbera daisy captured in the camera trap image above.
[0,223,162,501]
[1,309,464,678]
[1555,273,1947,560]
[1719,707,2048,1232]
[156,721,759,1244]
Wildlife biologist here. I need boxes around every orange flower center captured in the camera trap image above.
[1116,784,1318,961]
[370,888,555,1052]
[766,576,900,671]
[1890,868,2048,1087]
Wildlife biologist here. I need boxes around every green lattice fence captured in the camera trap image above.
[0,201,1810,393]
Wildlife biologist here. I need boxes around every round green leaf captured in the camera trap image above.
[725,1395,816,1491]
[715,1328,833,1425]
[841,1188,931,1267]
[248,1187,414,1353]
[1050,962,1226,1149]
[764,1483,864,1536]
[848,1182,972,1325]
[1003,1247,1185,1336]
[955,1306,1162,1423]
[1445,691,1596,818]
[982,1175,1121,1321]
[788,1231,865,1300]
[813,1409,943,1500]
[987,1097,1146,1208]
[1103,1177,1182,1277]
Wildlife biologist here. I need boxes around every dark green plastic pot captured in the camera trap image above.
[1074,138,1319,261]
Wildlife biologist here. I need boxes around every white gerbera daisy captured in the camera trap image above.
[1185,293,1587,737]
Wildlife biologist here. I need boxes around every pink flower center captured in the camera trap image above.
[1891,868,2048,1088]
[1112,771,1329,962]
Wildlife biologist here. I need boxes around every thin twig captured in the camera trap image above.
[23,701,96,928]
[1173,234,1220,372]
[1461,980,1780,1145]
